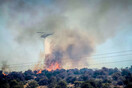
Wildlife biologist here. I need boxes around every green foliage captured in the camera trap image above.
[112,72,121,81]
[48,76,57,88]
[48,83,57,88]
[10,79,24,88]
[0,83,10,88]
[81,80,102,88]
[74,81,83,88]
[56,81,67,88]
[121,69,131,76]
[26,80,39,88]
[66,76,77,84]
[102,83,110,88]
[81,82,93,88]
[38,76,48,85]
[24,70,34,80]
[0,65,132,88]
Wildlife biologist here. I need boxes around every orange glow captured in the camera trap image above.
[46,62,61,71]
[2,73,7,76]
[37,70,42,74]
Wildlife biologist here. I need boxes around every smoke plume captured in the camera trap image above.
[1,61,9,73]
[43,29,94,69]
[0,0,132,70]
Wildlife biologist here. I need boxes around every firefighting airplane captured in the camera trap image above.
[37,32,53,38]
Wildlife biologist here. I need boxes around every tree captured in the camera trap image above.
[8,72,25,81]
[124,74,132,87]
[112,72,121,81]
[56,81,67,88]
[81,80,102,88]
[48,76,57,88]
[0,76,10,88]
[102,83,110,88]
[0,83,10,88]
[66,76,77,84]
[10,79,24,88]
[128,66,132,73]
[121,69,131,76]
[74,81,83,88]
[26,80,39,88]
[24,70,34,80]
[38,76,48,85]
[81,82,93,88]
[79,74,91,81]
[125,82,132,88]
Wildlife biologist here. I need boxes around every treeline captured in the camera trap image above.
[0,66,132,88]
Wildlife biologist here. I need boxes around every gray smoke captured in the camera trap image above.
[44,30,95,69]
[1,61,9,72]
[0,0,132,69]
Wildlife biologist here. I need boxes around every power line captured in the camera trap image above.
[0,59,132,69]
[81,50,132,58]
[0,52,132,67]
[92,50,132,56]
[0,60,131,72]
[0,50,132,69]
[89,59,132,66]
[92,53,132,59]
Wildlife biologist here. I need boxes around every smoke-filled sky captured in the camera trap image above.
[0,0,132,70]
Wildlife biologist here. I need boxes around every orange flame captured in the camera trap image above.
[2,72,7,76]
[46,62,61,71]
[37,70,42,74]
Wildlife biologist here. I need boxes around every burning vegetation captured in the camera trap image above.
[1,61,9,76]
[34,30,94,72]
[1,66,132,88]
[36,70,42,74]
[2,72,7,76]
[46,62,61,71]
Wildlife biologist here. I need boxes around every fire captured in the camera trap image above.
[46,62,61,71]
[2,72,7,76]
[37,70,42,74]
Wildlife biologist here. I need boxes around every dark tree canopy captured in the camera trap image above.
[0,66,132,88]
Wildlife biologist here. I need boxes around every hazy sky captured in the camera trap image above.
[0,0,132,70]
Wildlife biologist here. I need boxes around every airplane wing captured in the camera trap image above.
[37,32,44,33]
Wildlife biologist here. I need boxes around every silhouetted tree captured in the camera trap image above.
[121,69,131,76]
[24,70,34,80]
